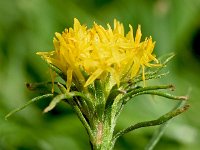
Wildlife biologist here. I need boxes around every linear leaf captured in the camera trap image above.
[44,94,66,113]
[113,104,189,141]
[5,94,53,120]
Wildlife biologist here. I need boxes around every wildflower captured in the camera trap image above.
[37,18,159,91]
[6,19,189,150]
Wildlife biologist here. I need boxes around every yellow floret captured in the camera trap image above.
[37,18,159,91]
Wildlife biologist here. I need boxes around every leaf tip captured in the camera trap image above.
[4,115,9,121]
[180,96,189,100]
[168,84,175,91]
[43,106,52,113]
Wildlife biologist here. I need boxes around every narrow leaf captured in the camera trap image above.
[145,101,186,150]
[121,85,176,103]
[133,72,169,84]
[132,53,175,84]
[124,91,188,104]
[56,82,67,93]
[44,94,66,113]
[113,104,189,141]
[5,94,53,120]
[160,52,175,65]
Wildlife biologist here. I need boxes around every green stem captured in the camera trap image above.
[94,80,105,120]
[72,103,95,145]
[91,120,115,150]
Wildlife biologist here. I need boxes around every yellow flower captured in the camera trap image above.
[37,18,159,91]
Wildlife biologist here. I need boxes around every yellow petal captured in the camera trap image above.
[135,25,142,46]
[37,18,158,88]
[53,37,60,52]
[131,59,140,78]
[84,68,103,87]
[74,18,81,32]
[67,68,73,92]
[126,24,134,42]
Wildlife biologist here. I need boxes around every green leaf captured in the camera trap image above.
[5,94,54,120]
[159,52,176,65]
[44,94,66,113]
[113,104,190,142]
[145,101,186,150]
[127,84,174,93]
[131,53,175,85]
[133,72,169,84]
[126,91,188,103]
[120,85,177,104]
[56,82,67,93]
[70,91,94,114]
[105,85,119,110]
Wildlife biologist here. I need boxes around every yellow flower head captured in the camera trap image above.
[37,18,159,91]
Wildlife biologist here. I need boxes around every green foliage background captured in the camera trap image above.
[0,0,200,149]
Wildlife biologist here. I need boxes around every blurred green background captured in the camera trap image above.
[0,0,200,149]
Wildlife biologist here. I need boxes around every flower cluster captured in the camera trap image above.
[6,19,189,150]
[37,18,159,91]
